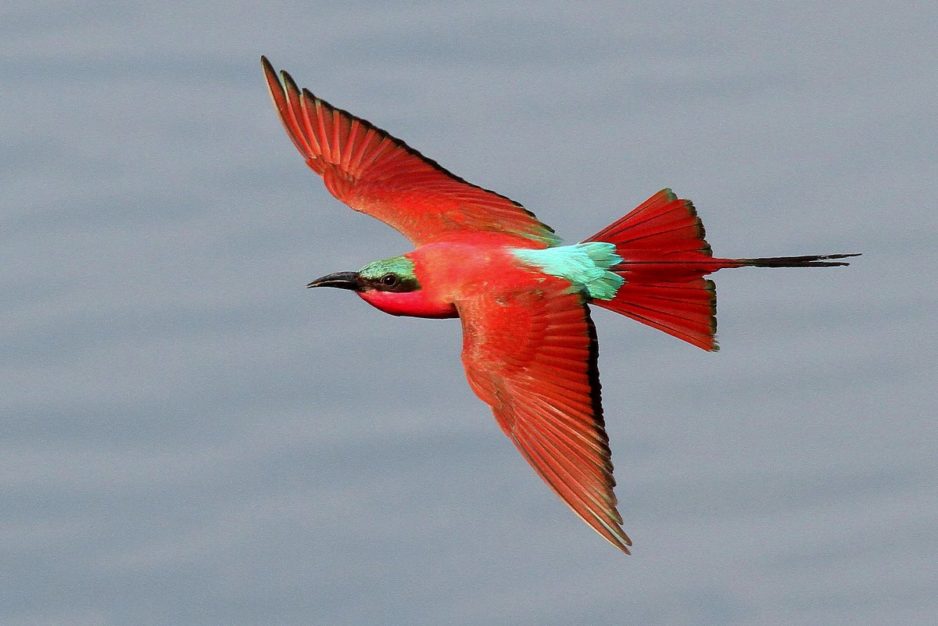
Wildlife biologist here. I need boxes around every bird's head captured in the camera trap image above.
[306,254,456,318]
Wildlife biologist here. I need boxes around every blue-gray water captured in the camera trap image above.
[2,3,936,624]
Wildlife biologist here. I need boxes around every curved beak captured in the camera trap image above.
[306,271,361,291]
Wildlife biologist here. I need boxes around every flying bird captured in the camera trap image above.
[261,56,857,553]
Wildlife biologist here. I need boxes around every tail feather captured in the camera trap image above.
[584,189,858,351]
[737,254,859,268]
[589,189,712,256]
[600,280,719,351]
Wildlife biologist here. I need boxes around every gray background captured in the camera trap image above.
[2,2,936,624]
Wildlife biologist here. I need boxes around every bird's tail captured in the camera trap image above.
[583,189,858,351]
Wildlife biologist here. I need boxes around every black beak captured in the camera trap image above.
[306,271,361,291]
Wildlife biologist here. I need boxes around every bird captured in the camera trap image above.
[261,56,857,553]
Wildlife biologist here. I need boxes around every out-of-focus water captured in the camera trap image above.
[2,3,936,624]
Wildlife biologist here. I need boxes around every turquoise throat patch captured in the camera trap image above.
[512,242,624,300]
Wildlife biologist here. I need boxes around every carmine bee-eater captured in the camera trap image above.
[262,57,857,553]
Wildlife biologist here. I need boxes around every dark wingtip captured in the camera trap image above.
[260,55,281,89]
[260,55,275,78]
[280,68,300,94]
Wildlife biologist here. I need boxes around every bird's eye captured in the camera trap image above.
[380,273,399,287]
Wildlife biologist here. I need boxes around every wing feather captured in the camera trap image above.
[262,57,559,247]
[457,278,631,553]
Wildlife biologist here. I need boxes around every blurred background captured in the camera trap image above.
[2,2,936,624]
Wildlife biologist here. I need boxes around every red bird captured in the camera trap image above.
[262,57,857,553]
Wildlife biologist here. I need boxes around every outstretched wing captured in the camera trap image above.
[457,277,631,553]
[262,57,558,248]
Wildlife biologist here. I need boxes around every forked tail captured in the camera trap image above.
[584,189,858,351]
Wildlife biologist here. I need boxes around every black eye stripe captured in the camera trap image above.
[367,273,419,293]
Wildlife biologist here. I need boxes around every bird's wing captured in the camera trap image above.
[262,57,559,248]
[457,277,631,553]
